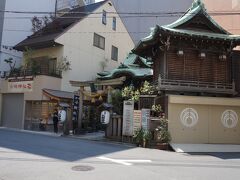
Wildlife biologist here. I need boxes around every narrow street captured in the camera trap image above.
[0,129,240,180]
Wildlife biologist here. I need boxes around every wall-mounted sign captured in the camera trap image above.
[141,109,150,130]
[8,78,33,93]
[221,110,238,129]
[101,110,110,125]
[180,108,199,128]
[133,110,142,135]
[122,100,134,136]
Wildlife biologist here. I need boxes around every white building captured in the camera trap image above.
[0,0,134,130]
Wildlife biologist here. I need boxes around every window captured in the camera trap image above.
[102,10,107,25]
[112,17,116,30]
[93,33,105,50]
[111,46,118,61]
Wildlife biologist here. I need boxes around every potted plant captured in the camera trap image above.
[133,129,152,148]
[151,104,162,117]
[142,130,152,148]
[154,116,171,150]
[133,128,143,147]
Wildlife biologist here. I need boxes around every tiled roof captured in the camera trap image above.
[97,53,153,80]
[14,0,107,51]
[43,89,74,100]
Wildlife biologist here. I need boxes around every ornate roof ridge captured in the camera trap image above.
[191,0,205,10]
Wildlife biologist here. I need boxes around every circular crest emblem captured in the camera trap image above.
[180,108,199,128]
[221,110,238,129]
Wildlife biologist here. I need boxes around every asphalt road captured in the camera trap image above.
[0,128,240,180]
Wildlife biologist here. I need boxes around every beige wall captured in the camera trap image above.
[204,0,240,35]
[56,0,134,92]
[24,76,62,101]
[27,46,64,61]
[168,95,240,144]
[0,76,61,101]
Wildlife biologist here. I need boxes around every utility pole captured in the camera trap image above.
[54,0,58,18]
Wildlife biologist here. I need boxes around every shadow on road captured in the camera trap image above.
[186,152,240,160]
[0,129,134,162]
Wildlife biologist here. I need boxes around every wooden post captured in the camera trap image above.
[78,86,84,130]
[107,86,112,103]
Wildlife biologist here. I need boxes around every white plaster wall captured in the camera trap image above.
[56,0,134,92]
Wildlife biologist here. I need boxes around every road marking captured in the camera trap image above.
[97,156,152,166]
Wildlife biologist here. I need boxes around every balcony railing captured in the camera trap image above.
[156,78,236,95]
[5,69,62,79]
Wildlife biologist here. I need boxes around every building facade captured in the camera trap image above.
[133,0,240,144]
[0,0,134,130]
[111,0,240,44]
[204,0,240,36]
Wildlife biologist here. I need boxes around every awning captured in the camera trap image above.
[42,89,74,101]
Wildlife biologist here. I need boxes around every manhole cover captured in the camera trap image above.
[71,165,95,172]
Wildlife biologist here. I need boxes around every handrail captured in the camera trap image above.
[155,76,235,94]
[5,69,62,78]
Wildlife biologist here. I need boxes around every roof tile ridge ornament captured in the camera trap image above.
[191,0,205,10]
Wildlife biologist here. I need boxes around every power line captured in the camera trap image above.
[2,9,240,16]
[3,28,240,34]
[3,29,150,34]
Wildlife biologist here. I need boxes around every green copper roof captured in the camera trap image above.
[165,0,229,35]
[133,0,240,53]
[162,26,240,41]
[97,53,153,80]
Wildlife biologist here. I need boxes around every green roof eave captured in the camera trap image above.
[97,67,153,80]
[132,25,160,52]
[123,52,152,68]
[162,27,240,41]
[165,0,229,35]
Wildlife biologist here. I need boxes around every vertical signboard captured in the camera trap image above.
[141,109,150,130]
[72,95,79,121]
[122,100,134,136]
[133,110,142,135]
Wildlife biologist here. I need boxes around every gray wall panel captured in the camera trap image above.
[1,94,24,129]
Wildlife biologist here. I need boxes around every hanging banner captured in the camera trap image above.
[141,109,150,130]
[122,100,134,136]
[133,110,142,135]
[8,78,33,93]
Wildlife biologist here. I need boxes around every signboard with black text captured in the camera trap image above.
[72,95,79,121]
